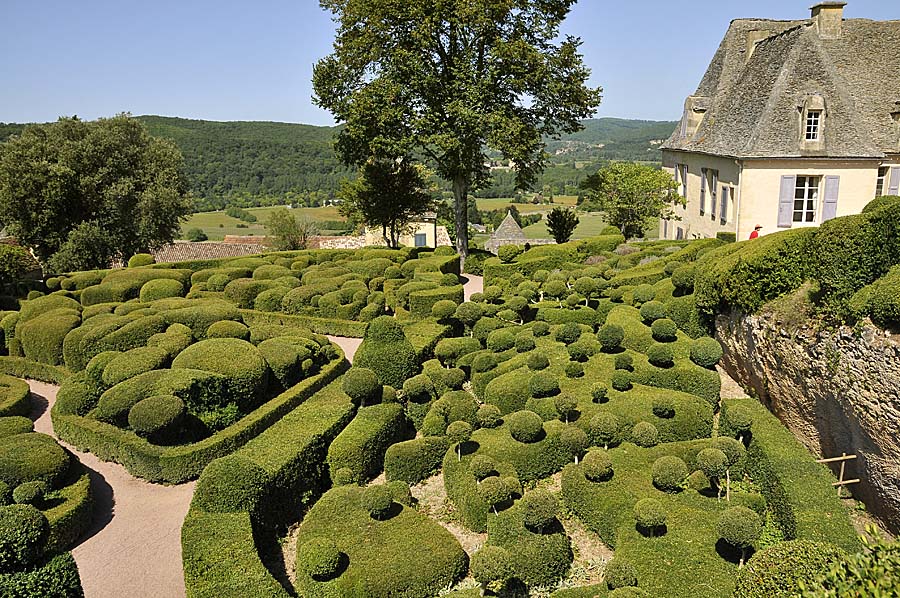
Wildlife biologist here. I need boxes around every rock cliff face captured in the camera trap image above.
[715,311,900,533]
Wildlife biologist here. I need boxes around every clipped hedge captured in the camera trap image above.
[353,317,420,388]
[0,376,30,417]
[326,403,411,484]
[409,285,464,318]
[384,436,450,484]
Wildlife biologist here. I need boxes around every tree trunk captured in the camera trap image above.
[452,175,470,266]
[457,445,461,462]
[739,548,746,568]
[382,224,390,248]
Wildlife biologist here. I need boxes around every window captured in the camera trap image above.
[663,219,669,239]
[805,110,821,141]
[709,170,719,220]
[876,167,889,197]
[414,233,427,247]
[679,164,688,198]
[794,176,820,223]
[676,227,684,240]
[699,168,707,214]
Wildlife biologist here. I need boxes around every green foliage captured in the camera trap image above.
[12,481,47,507]
[0,377,31,418]
[139,279,184,302]
[546,207,580,244]
[470,545,512,591]
[555,322,583,345]
[361,485,394,520]
[650,318,678,342]
[127,395,185,443]
[598,324,625,352]
[192,455,269,514]
[565,360,584,378]
[604,558,638,590]
[298,537,342,581]
[732,539,845,598]
[801,528,900,597]
[497,245,523,264]
[639,300,666,324]
[717,506,762,550]
[384,437,449,484]
[690,337,723,369]
[671,265,695,294]
[849,264,900,328]
[477,404,502,429]
[172,337,270,410]
[611,371,631,392]
[507,410,544,443]
[0,504,47,570]
[530,371,560,398]
[0,551,84,597]
[631,421,659,447]
[646,343,674,368]
[328,403,410,483]
[265,208,318,250]
[652,396,675,418]
[0,115,191,266]
[0,245,38,289]
[186,228,208,242]
[521,489,558,532]
[651,455,688,492]
[354,316,419,388]
[633,498,667,534]
[342,367,382,407]
[580,162,682,238]
[583,450,613,482]
[527,352,550,371]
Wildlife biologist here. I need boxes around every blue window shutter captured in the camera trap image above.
[721,187,729,223]
[889,167,900,196]
[778,175,796,228]
[700,169,706,214]
[823,176,840,221]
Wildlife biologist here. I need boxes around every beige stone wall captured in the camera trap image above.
[661,152,741,240]
[716,310,900,533]
[364,220,437,248]
[737,159,888,240]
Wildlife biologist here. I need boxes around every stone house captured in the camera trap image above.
[363,212,442,248]
[660,2,900,241]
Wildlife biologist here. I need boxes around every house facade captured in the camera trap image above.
[660,2,900,241]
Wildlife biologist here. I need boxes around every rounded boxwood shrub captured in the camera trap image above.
[507,410,544,443]
[206,273,230,292]
[555,322,582,345]
[0,417,33,439]
[687,470,710,492]
[647,343,674,368]
[0,504,48,569]
[632,284,655,305]
[487,329,515,353]
[342,367,382,406]
[651,455,688,492]
[469,454,497,482]
[332,467,354,487]
[472,354,498,373]
[101,346,170,388]
[631,421,659,447]
[298,537,342,581]
[171,338,269,408]
[12,481,48,507]
[565,361,584,378]
[652,396,675,418]
[717,506,762,564]
[526,352,550,371]
[515,334,536,353]
[589,412,620,449]
[614,353,633,371]
[690,337,723,368]
[353,316,419,388]
[598,324,625,352]
[605,558,638,589]
[431,299,457,321]
[521,489,558,532]
[733,539,846,598]
[639,300,667,324]
[128,253,155,268]
[591,383,609,404]
[651,318,678,342]
[582,450,613,482]
[497,244,523,264]
[529,372,560,398]
[470,545,513,591]
[567,338,597,362]
[0,433,70,490]
[671,265,696,293]
[633,498,667,536]
[724,405,753,438]
[531,321,550,337]
[192,454,268,513]
[477,404,502,429]
[206,320,250,341]
[139,278,184,303]
[127,395,185,442]
[362,484,394,520]
[697,448,728,481]
[611,371,632,392]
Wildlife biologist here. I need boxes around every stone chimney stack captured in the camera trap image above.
[810,1,846,39]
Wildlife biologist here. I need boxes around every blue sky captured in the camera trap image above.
[2,0,897,125]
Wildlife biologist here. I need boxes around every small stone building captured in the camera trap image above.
[484,211,555,254]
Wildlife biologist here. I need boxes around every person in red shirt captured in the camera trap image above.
[749,225,762,239]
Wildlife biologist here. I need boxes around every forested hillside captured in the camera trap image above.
[0,116,677,211]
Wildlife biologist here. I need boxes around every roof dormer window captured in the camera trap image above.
[805,110,821,140]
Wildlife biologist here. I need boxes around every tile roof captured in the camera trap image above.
[153,241,268,263]
[663,17,900,159]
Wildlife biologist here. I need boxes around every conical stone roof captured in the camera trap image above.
[492,211,526,241]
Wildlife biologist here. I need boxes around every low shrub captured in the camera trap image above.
[12,481,47,507]
[631,422,659,448]
[0,551,84,597]
[0,433,71,490]
[127,395,185,443]
[651,455,688,492]
[565,361,584,378]
[639,301,666,324]
[732,539,845,598]
[0,504,47,569]
[384,437,450,484]
[646,343,674,368]
[353,317,420,388]
[477,404,502,429]
[515,334,536,353]
[507,410,544,443]
[101,346,170,388]
[671,265,695,294]
[206,320,250,341]
[555,322,583,345]
[598,324,625,352]
[298,537,342,581]
[191,454,269,514]
[530,372,560,398]
[487,329,515,353]
[484,369,530,415]
[690,337,723,368]
[652,396,675,418]
[526,352,550,371]
[611,371,631,392]
[341,368,382,407]
[591,383,609,404]
[650,318,678,342]
[605,558,638,589]
[139,279,184,303]
[582,450,613,482]
[327,403,410,483]
[633,498,667,535]
[717,506,762,565]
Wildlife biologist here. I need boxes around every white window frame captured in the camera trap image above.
[805,110,822,141]
[794,176,821,223]
[875,166,889,197]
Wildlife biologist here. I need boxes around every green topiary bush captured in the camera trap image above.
[477,404,502,429]
[732,539,846,598]
[614,353,633,371]
[206,320,250,341]
[647,343,674,368]
[101,346,170,388]
[639,301,667,323]
[128,253,155,268]
[342,367,382,407]
[470,545,513,593]
[532,321,550,337]
[611,371,631,392]
[127,395,185,443]
[589,412,620,449]
[591,383,609,404]
[384,437,449,484]
[507,410,544,443]
[690,337,723,369]
[632,284,655,305]
[633,498,667,536]
[0,433,70,490]
[565,361,584,378]
[171,337,270,409]
[361,485,394,520]
[671,265,696,294]
[529,372,560,398]
[582,450,613,482]
[354,316,419,388]
[298,537,342,581]
[11,481,48,507]
[605,558,638,589]
[555,322,582,345]
[0,504,48,570]
[521,489,558,533]
[651,455,688,492]
[650,318,678,342]
[717,506,762,566]
[191,454,269,514]
[652,396,675,418]
[497,245,523,264]
[631,421,659,447]
[139,278,184,303]
[515,333,536,353]
[0,551,84,596]
[526,352,550,371]
[487,329,515,353]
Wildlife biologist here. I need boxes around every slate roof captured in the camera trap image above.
[663,16,900,159]
[491,212,527,241]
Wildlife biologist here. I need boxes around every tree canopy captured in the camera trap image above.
[265,208,319,250]
[0,115,192,269]
[580,162,683,238]
[338,159,435,248]
[313,0,602,260]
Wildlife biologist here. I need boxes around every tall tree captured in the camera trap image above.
[580,162,683,239]
[265,208,319,250]
[338,159,435,248]
[313,0,602,263]
[546,207,579,243]
[0,115,192,268]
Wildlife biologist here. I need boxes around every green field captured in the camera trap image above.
[180,206,346,240]
[475,195,578,214]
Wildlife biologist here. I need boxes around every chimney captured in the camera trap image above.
[810,1,846,39]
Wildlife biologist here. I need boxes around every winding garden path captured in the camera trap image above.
[463,274,484,301]
[27,380,195,598]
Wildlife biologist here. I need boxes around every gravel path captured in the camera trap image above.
[462,275,484,301]
[27,380,194,598]
[326,336,361,363]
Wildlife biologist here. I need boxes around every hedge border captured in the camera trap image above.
[239,309,368,338]
[0,356,71,384]
[52,344,348,483]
